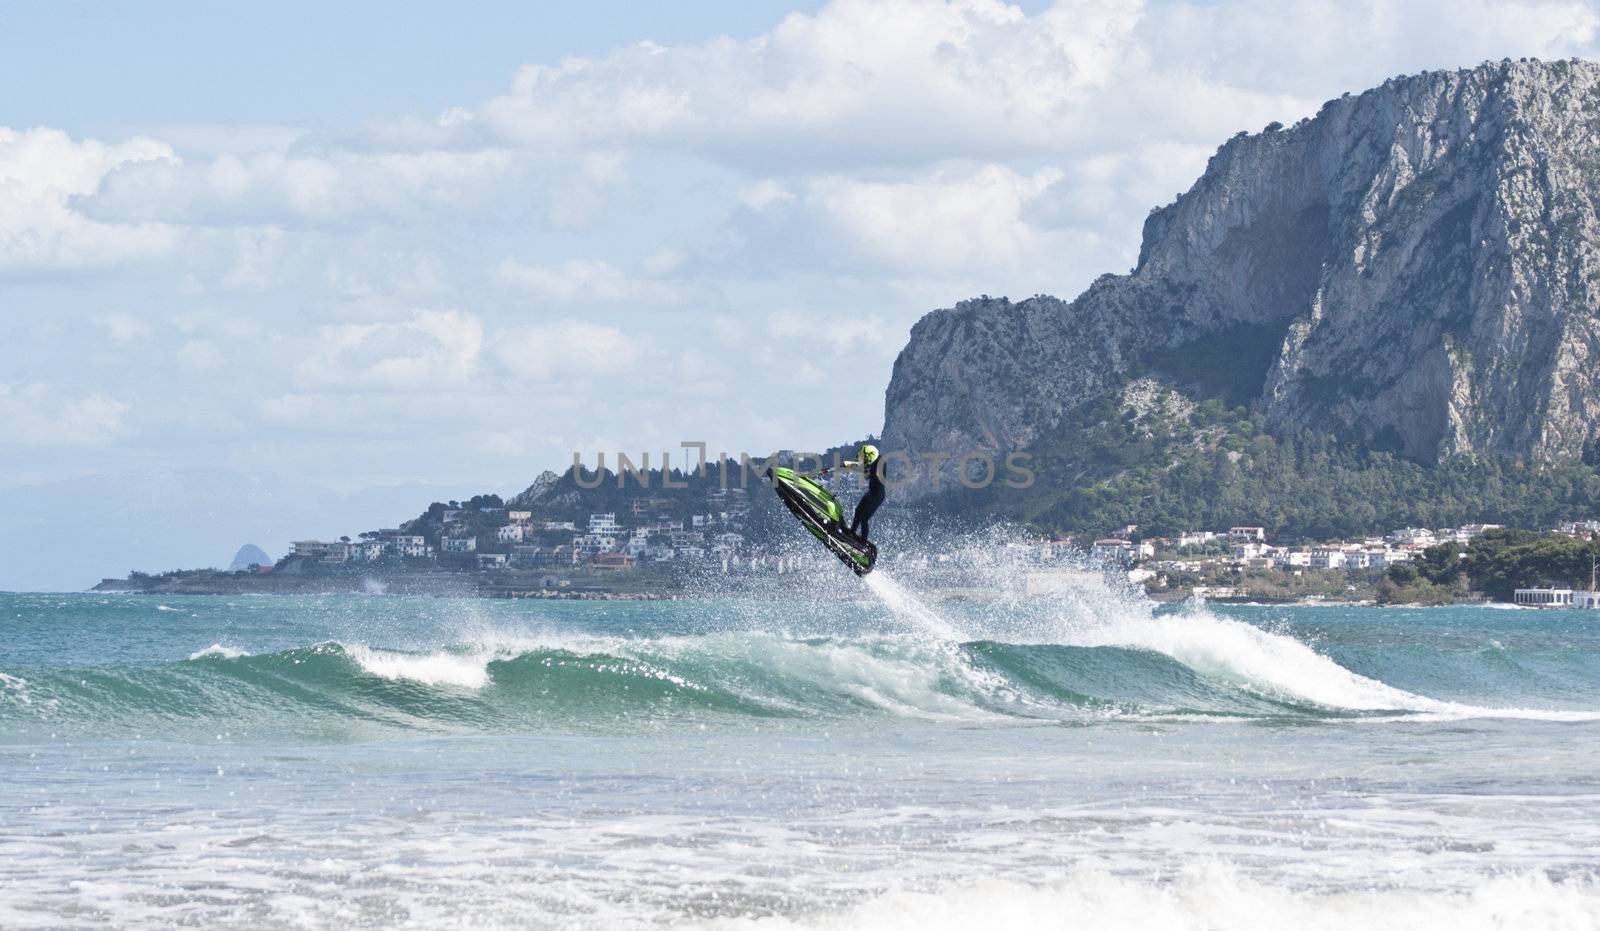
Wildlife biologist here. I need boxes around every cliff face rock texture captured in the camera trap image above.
[883,59,1600,493]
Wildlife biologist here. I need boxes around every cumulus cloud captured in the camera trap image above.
[805,162,1066,273]
[92,312,154,344]
[0,383,130,447]
[297,310,483,391]
[493,320,645,381]
[495,256,701,305]
[81,147,517,226]
[470,0,1600,169]
[0,127,176,272]
[766,309,898,354]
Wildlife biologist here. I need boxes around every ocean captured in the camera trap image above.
[3,571,1599,929]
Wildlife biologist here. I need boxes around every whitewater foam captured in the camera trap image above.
[343,643,496,689]
[1070,600,1600,722]
[188,643,249,660]
[0,671,33,706]
[709,865,1600,931]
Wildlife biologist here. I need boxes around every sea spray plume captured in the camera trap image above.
[832,528,1600,720]
[861,572,964,641]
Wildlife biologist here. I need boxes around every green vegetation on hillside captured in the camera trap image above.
[934,398,1600,542]
[1407,528,1600,601]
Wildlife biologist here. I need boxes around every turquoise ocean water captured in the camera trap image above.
[3,573,1600,928]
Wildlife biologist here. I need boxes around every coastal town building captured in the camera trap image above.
[1515,587,1577,607]
[379,533,428,558]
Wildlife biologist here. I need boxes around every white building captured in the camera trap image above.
[476,553,508,569]
[1388,527,1437,546]
[507,510,533,523]
[1310,548,1344,570]
[1515,587,1575,607]
[441,536,477,554]
[321,541,355,562]
[497,524,525,543]
[1229,526,1267,542]
[1276,549,1312,568]
[380,534,428,558]
[291,540,332,558]
[588,513,620,534]
[572,533,617,561]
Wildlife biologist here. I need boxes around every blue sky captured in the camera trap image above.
[2,0,1598,586]
[1,1,834,131]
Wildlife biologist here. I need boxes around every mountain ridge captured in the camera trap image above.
[883,58,1600,497]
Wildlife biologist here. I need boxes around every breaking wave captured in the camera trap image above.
[4,601,1597,740]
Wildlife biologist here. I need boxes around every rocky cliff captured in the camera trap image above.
[883,59,1600,494]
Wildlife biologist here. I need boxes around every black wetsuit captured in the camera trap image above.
[849,464,886,541]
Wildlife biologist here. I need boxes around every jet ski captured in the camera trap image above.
[763,465,877,576]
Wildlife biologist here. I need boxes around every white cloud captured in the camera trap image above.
[176,339,225,374]
[493,320,645,381]
[806,162,1065,273]
[297,310,483,391]
[496,256,697,305]
[82,147,517,225]
[470,0,1599,169]
[0,383,130,447]
[0,127,176,271]
[93,312,154,344]
[766,310,897,354]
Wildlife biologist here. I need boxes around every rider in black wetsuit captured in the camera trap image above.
[844,444,883,542]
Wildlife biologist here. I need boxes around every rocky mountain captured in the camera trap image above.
[508,470,562,508]
[883,59,1600,496]
[228,544,272,572]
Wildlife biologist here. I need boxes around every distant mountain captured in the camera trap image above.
[228,544,273,572]
[885,59,1600,490]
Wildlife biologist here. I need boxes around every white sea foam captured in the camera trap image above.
[188,644,249,660]
[0,671,32,705]
[343,644,495,689]
[1069,597,1600,722]
[708,866,1600,931]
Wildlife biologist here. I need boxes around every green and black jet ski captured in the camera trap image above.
[763,466,877,576]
